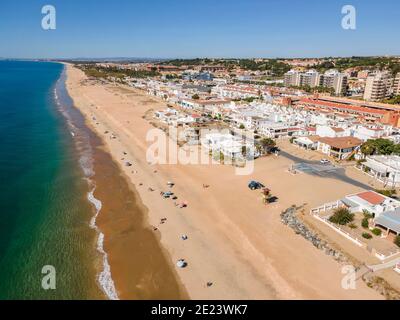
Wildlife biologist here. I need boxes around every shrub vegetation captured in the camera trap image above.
[371,228,382,236]
[362,218,369,229]
[362,233,372,239]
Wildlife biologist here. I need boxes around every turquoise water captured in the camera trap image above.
[0,61,102,299]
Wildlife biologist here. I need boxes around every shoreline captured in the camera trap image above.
[64,63,384,299]
[54,66,117,299]
[62,63,187,299]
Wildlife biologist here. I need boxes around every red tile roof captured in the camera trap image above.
[331,127,345,132]
[316,136,362,149]
[299,98,388,116]
[356,191,385,205]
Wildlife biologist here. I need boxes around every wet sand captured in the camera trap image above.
[92,145,187,299]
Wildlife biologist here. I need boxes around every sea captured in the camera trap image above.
[0,60,113,299]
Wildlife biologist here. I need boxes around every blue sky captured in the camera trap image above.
[0,0,399,59]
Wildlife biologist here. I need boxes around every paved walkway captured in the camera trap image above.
[368,257,400,272]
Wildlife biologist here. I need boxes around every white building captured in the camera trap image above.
[315,190,400,237]
[284,70,301,87]
[179,99,231,113]
[394,72,400,95]
[359,155,400,187]
[283,69,348,96]
[214,85,260,99]
[363,71,393,101]
[201,133,244,160]
[352,126,387,141]
[315,125,348,138]
[321,69,348,96]
[341,190,400,217]
[315,136,362,160]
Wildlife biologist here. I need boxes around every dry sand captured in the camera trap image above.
[65,64,383,300]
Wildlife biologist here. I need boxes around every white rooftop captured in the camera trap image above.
[366,155,400,172]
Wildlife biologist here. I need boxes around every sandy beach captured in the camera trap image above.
[65,64,383,300]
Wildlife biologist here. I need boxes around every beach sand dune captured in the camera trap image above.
[66,64,382,300]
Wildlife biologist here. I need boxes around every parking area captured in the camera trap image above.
[292,162,341,176]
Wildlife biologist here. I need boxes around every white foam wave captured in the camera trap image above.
[87,188,119,300]
[96,233,119,301]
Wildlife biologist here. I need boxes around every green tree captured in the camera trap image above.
[360,139,395,156]
[192,94,200,100]
[329,208,354,225]
[382,95,400,105]
[360,140,377,156]
[393,144,400,155]
[375,189,397,198]
[375,138,395,155]
[259,138,276,153]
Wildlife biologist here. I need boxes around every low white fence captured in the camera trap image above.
[312,214,364,248]
[310,201,341,214]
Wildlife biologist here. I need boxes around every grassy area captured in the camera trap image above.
[79,65,160,80]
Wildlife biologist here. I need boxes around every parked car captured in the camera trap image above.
[320,158,330,164]
[248,180,265,190]
[162,191,174,198]
[270,147,280,153]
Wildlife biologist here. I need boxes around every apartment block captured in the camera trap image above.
[284,70,301,87]
[300,69,321,87]
[363,71,393,101]
[394,72,400,96]
[284,69,347,96]
[321,70,348,96]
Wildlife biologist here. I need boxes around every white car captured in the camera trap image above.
[320,158,330,164]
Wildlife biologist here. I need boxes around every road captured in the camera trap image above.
[279,150,371,190]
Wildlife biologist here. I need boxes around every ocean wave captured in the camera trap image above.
[87,187,119,300]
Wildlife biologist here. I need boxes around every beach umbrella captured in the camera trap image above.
[176,259,187,268]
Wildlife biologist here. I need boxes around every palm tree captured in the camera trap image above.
[360,141,376,156]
